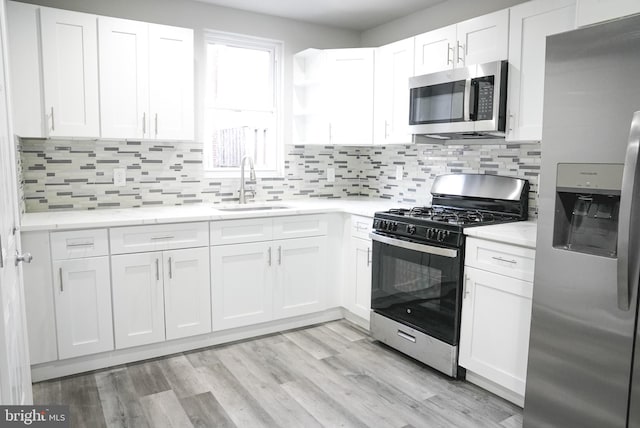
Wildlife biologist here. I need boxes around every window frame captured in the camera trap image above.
[202,30,284,178]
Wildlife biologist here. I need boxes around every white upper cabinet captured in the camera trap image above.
[507,0,576,142]
[576,0,640,26]
[414,9,508,75]
[374,38,415,145]
[40,7,100,138]
[414,25,457,75]
[99,18,194,140]
[148,25,194,141]
[98,17,149,139]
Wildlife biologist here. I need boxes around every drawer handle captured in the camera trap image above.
[151,236,175,241]
[366,247,371,267]
[66,242,94,248]
[492,256,517,264]
[397,330,416,343]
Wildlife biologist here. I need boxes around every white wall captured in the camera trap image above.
[15,0,361,144]
[360,0,528,47]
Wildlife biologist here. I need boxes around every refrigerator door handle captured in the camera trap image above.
[617,111,640,311]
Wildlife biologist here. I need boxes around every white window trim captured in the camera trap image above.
[202,30,284,178]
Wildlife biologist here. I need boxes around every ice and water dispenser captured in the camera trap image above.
[553,163,624,258]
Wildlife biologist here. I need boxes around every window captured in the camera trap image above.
[203,31,283,175]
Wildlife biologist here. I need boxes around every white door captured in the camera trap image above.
[326,48,374,145]
[459,266,533,397]
[53,257,114,359]
[0,0,32,404]
[375,38,414,145]
[506,0,576,142]
[351,237,372,321]
[148,24,194,140]
[414,25,456,75]
[164,247,211,340]
[274,237,327,319]
[111,252,166,349]
[456,9,509,68]
[211,242,273,330]
[40,7,100,137]
[98,16,149,139]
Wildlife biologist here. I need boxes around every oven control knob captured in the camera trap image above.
[407,225,417,235]
[392,222,398,231]
[437,230,445,241]
[427,228,434,239]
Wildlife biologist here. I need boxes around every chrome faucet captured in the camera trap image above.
[239,155,256,204]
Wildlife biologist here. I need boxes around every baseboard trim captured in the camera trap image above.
[465,371,524,407]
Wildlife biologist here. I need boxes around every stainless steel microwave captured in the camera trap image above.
[408,60,508,140]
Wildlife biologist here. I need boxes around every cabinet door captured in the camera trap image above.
[375,38,414,145]
[349,237,372,321]
[326,48,374,145]
[577,0,640,26]
[456,9,509,68]
[111,252,165,349]
[163,247,211,340]
[148,24,194,140]
[53,257,113,359]
[274,237,327,319]
[40,7,99,137]
[459,266,533,398]
[414,25,456,75]
[98,17,149,139]
[507,0,576,142]
[211,242,273,330]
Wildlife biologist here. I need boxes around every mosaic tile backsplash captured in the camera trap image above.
[19,139,540,217]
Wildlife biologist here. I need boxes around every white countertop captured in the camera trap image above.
[464,220,538,249]
[20,198,407,232]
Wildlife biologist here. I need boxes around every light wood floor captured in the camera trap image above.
[33,320,523,428]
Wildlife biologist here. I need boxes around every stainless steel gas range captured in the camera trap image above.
[369,173,529,378]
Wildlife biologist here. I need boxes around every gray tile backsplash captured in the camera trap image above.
[18,139,540,217]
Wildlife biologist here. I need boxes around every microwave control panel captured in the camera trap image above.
[472,77,494,121]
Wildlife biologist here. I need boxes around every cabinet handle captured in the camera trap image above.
[0,234,3,269]
[151,236,174,241]
[463,275,469,298]
[328,124,332,142]
[50,107,55,131]
[457,42,464,64]
[491,256,517,264]
[508,113,514,132]
[384,120,389,139]
[446,43,453,65]
[155,113,158,136]
[168,257,173,279]
[278,246,282,265]
[59,267,64,292]
[268,247,272,266]
[155,258,160,280]
[397,330,416,343]
[366,247,371,267]
[66,242,94,248]
[143,112,147,135]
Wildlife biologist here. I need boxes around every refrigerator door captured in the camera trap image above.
[524,15,640,428]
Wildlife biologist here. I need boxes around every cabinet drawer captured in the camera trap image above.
[210,218,273,245]
[110,222,209,254]
[465,237,535,282]
[351,215,372,240]
[273,215,328,240]
[51,229,109,260]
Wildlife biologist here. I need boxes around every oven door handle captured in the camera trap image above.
[369,233,458,258]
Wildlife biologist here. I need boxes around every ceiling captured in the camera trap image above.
[191,0,446,31]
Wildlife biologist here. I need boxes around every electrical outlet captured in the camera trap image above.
[113,168,126,187]
[395,165,403,181]
[327,167,335,183]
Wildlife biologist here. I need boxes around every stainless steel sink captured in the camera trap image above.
[216,205,290,212]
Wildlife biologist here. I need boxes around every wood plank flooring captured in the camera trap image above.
[33,320,523,428]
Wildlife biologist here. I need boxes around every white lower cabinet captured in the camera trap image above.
[111,252,166,349]
[459,237,535,406]
[211,241,274,330]
[53,256,114,359]
[344,215,373,322]
[112,247,211,349]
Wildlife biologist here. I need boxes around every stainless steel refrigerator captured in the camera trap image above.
[524,13,640,428]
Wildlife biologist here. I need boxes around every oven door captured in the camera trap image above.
[370,232,463,345]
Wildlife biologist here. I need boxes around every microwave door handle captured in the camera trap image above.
[617,110,640,311]
[463,79,471,121]
[469,81,478,121]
